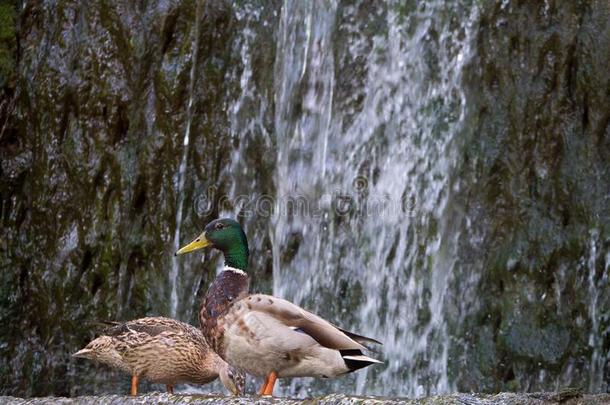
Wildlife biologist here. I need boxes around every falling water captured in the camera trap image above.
[169,2,202,318]
[587,229,608,392]
[271,0,479,397]
[224,2,274,206]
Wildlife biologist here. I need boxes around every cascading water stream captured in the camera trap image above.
[271,0,479,397]
[169,2,202,318]
[224,2,273,208]
[587,229,608,392]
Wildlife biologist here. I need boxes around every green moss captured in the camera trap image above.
[0,3,14,37]
[0,1,15,88]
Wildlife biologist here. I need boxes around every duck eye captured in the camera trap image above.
[215,223,225,230]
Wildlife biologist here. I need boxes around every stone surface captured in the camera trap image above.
[1,392,610,405]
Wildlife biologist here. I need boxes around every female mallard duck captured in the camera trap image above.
[73,317,244,396]
[175,218,382,396]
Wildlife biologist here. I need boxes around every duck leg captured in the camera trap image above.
[166,384,174,394]
[261,371,278,396]
[258,375,269,395]
[130,375,138,396]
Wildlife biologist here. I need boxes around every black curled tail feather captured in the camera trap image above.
[340,349,382,372]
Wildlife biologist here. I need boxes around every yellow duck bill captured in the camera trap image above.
[175,233,211,256]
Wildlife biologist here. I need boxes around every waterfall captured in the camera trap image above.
[587,229,607,392]
[169,1,202,318]
[224,2,273,207]
[271,0,479,397]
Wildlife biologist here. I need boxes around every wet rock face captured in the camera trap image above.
[454,0,610,393]
[0,0,609,399]
[1,0,277,397]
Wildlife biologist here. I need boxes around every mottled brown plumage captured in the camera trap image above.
[73,317,244,396]
[199,268,250,359]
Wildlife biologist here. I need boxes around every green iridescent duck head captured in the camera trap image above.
[175,218,249,270]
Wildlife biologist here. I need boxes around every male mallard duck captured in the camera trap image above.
[73,317,244,396]
[175,218,382,396]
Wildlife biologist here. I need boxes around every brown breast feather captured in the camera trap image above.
[199,270,250,357]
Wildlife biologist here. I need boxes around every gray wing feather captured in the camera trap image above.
[243,294,371,351]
